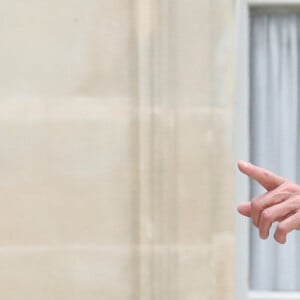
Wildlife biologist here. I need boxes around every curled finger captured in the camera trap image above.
[259,199,296,240]
[251,192,291,227]
[274,212,300,244]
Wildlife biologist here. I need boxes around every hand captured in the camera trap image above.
[237,161,300,244]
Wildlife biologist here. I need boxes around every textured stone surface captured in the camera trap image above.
[0,0,236,298]
[0,247,134,300]
[177,110,213,244]
[177,245,212,300]
[212,234,235,300]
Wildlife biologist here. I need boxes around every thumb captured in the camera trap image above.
[238,161,284,191]
[237,202,251,217]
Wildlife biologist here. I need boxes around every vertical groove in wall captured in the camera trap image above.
[130,0,141,298]
[208,0,215,298]
[210,0,236,298]
[137,0,178,298]
[136,0,155,298]
[152,0,178,298]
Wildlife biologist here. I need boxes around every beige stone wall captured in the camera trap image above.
[0,0,236,299]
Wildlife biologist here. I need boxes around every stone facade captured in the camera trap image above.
[0,0,236,299]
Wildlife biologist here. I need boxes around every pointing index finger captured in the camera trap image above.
[238,161,285,191]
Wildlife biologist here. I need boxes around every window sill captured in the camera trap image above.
[249,291,300,300]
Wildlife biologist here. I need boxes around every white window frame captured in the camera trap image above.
[236,1,300,300]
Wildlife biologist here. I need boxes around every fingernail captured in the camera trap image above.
[274,233,286,244]
[260,232,268,240]
[239,161,249,168]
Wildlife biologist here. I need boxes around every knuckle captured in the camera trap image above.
[280,185,288,193]
[261,209,273,222]
[281,181,298,192]
[292,187,300,195]
[289,197,300,208]
[280,181,291,192]
[251,199,261,212]
[277,223,287,235]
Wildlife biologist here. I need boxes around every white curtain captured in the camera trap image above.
[250,9,300,291]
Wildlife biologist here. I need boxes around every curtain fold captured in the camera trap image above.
[250,10,300,291]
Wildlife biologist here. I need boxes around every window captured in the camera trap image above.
[237,1,300,299]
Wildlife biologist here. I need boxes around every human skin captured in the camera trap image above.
[237,161,300,244]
